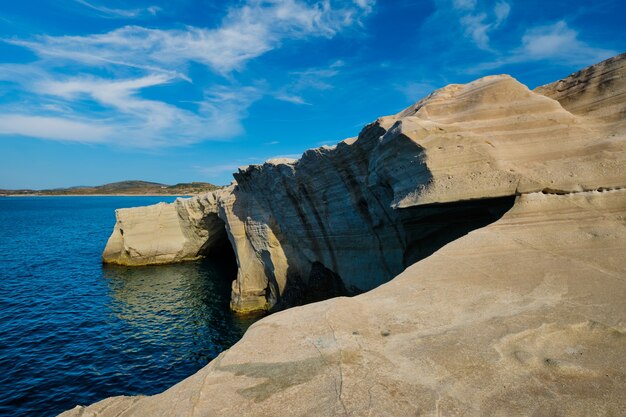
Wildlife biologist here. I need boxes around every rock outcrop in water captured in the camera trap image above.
[75,53,626,416]
[103,53,626,315]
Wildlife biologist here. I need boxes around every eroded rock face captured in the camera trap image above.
[535,52,626,124]
[65,188,626,416]
[102,53,626,315]
[75,53,626,416]
[102,192,228,266]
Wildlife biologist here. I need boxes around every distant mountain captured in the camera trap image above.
[0,180,220,196]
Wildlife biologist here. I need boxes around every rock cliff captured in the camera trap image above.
[76,53,626,416]
[65,187,626,417]
[103,53,626,314]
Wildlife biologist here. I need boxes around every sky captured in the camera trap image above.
[0,0,623,188]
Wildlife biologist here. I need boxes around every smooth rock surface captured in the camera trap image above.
[382,70,625,207]
[63,188,626,417]
[102,54,626,315]
[102,193,227,266]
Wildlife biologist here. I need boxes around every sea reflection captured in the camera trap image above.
[102,256,258,365]
[0,196,264,417]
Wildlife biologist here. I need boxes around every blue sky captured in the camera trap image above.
[0,0,623,188]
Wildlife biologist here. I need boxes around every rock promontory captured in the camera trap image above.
[70,53,626,416]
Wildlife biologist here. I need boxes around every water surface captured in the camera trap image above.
[0,196,255,416]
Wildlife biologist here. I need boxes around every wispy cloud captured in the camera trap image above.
[0,0,375,147]
[0,115,111,143]
[8,0,373,75]
[271,61,344,105]
[73,0,160,19]
[446,0,511,49]
[468,20,618,72]
[274,93,311,105]
[519,20,614,62]
[289,66,342,90]
[352,0,375,14]
[452,0,475,10]
[1,71,262,147]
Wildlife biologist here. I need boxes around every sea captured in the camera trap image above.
[0,196,257,417]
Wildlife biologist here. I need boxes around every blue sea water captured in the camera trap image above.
[0,196,256,417]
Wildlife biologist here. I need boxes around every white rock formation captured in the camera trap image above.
[71,52,626,416]
[102,53,626,315]
[102,193,227,266]
[65,188,626,416]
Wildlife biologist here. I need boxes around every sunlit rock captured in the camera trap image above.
[103,53,625,316]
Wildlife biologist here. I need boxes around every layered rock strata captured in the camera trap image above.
[69,53,626,416]
[66,188,626,416]
[103,53,626,315]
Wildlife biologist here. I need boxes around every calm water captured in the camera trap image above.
[0,196,256,417]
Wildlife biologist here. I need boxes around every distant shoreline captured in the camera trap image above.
[0,180,220,198]
[0,194,194,197]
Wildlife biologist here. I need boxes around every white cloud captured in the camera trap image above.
[468,20,618,72]
[0,0,376,147]
[1,72,261,147]
[519,21,613,63]
[73,0,160,19]
[459,13,490,49]
[0,115,111,142]
[452,0,477,11]
[38,73,173,102]
[494,1,510,25]
[288,67,340,91]
[352,0,375,13]
[40,103,73,113]
[445,0,511,49]
[274,93,311,105]
[9,0,374,75]
[271,61,343,105]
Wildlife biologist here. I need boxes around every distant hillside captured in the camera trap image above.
[0,181,220,196]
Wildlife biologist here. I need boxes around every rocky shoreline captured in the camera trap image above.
[63,53,626,416]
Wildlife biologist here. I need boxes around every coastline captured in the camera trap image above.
[0,194,195,197]
[64,53,626,417]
